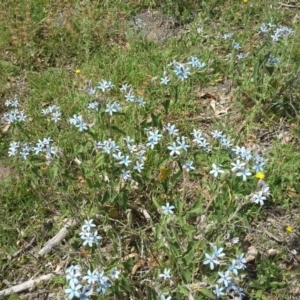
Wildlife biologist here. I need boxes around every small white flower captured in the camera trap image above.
[110,267,121,279]
[159,268,172,280]
[209,164,224,178]
[161,203,175,215]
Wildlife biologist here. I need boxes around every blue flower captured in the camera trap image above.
[146,129,162,149]
[110,267,121,279]
[159,268,172,280]
[217,271,232,287]
[66,271,81,286]
[183,161,195,172]
[119,155,132,167]
[222,32,233,40]
[211,130,223,139]
[197,27,203,34]
[213,246,225,258]
[164,123,179,136]
[121,169,131,181]
[236,253,247,269]
[87,101,99,110]
[8,141,20,156]
[120,83,131,92]
[173,64,190,81]
[231,159,246,172]
[236,167,251,181]
[209,164,224,178]
[133,161,144,173]
[96,271,111,294]
[268,55,280,64]
[176,136,190,151]
[65,282,82,299]
[51,111,61,123]
[83,269,98,284]
[81,219,96,232]
[87,87,96,95]
[160,76,170,85]
[167,142,181,156]
[227,259,239,275]
[105,102,122,116]
[232,40,241,50]
[125,90,135,102]
[161,203,175,215]
[97,80,114,92]
[251,191,266,206]
[203,253,220,270]
[212,284,225,298]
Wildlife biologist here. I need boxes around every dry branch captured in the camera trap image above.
[38,218,78,256]
[0,273,61,297]
[279,2,300,9]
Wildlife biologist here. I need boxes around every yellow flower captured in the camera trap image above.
[75,69,81,74]
[285,226,293,233]
[244,0,248,2]
[255,172,265,179]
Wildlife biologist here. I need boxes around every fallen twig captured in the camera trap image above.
[0,273,61,297]
[5,237,36,260]
[38,218,78,256]
[279,2,300,9]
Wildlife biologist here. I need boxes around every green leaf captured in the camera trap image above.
[179,268,192,282]
[177,285,189,296]
[198,288,214,299]
[101,191,110,204]
[183,241,200,265]
[111,125,126,135]
[151,112,162,129]
[162,99,170,115]
[185,199,202,218]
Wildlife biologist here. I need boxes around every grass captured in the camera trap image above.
[1,0,300,299]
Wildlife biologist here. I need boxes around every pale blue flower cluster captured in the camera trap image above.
[268,54,280,64]
[160,56,206,84]
[94,137,147,181]
[203,246,246,298]
[8,137,60,161]
[41,105,61,123]
[259,23,293,41]
[250,180,270,206]
[2,109,27,123]
[5,96,19,107]
[105,101,122,116]
[79,219,102,247]
[69,114,89,132]
[271,26,293,42]
[2,98,26,123]
[87,101,99,110]
[191,129,211,153]
[64,219,122,299]
[64,264,119,299]
[97,80,114,92]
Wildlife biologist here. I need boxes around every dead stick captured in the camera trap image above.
[0,273,60,296]
[38,218,78,256]
[10,237,35,258]
[279,2,300,9]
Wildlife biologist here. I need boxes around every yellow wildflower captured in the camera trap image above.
[255,172,265,179]
[285,226,293,233]
[75,69,81,74]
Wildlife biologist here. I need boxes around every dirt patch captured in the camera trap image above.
[127,9,181,44]
[0,162,14,181]
[243,206,300,296]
